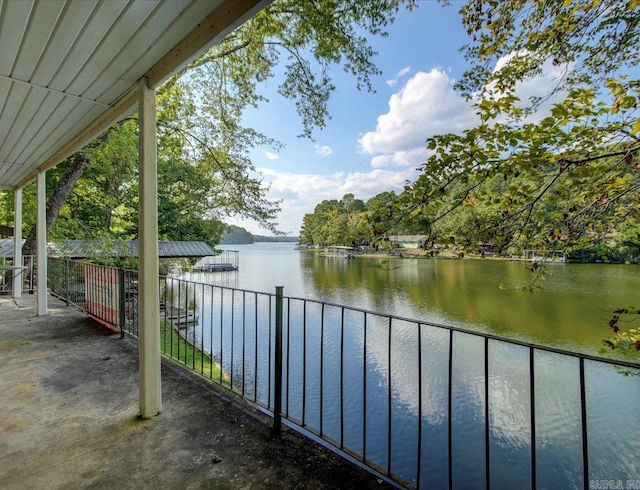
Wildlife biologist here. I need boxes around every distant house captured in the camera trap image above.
[477,244,498,254]
[387,235,429,249]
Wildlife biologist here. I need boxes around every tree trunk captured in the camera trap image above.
[22,151,90,256]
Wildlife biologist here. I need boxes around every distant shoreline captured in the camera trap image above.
[307,247,638,265]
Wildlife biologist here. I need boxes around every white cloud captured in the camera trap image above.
[242,166,419,235]
[370,147,429,169]
[314,144,332,156]
[359,69,477,163]
[386,66,412,88]
[341,167,417,195]
[360,60,573,170]
[264,151,280,160]
[505,56,571,122]
[493,51,520,73]
[487,52,572,124]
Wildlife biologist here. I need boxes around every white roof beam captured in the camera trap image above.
[146,0,270,88]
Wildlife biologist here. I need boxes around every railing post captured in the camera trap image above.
[273,286,284,435]
[28,256,34,294]
[580,358,589,490]
[119,267,126,338]
[64,258,70,306]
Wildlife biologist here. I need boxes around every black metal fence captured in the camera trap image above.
[47,258,640,489]
[48,256,87,309]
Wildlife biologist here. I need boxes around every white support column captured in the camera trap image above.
[13,187,22,298]
[36,172,47,315]
[138,77,162,418]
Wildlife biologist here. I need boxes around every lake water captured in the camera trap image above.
[203,242,639,357]
[175,242,640,489]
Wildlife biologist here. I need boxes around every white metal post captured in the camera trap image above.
[36,172,47,315]
[13,187,22,298]
[138,77,162,418]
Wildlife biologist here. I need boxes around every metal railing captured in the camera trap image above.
[48,257,88,309]
[1,255,35,294]
[47,258,640,489]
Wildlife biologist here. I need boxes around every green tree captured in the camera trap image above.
[300,194,371,247]
[341,193,366,214]
[220,225,255,245]
[403,0,640,253]
[302,199,341,245]
[358,191,399,243]
[398,0,640,351]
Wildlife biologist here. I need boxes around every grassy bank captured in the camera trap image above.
[160,320,227,383]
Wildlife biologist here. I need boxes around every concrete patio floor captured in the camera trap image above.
[0,294,395,489]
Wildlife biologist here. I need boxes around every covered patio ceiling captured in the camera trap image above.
[0,0,270,191]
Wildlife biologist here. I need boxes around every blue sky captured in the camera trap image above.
[231,2,563,236]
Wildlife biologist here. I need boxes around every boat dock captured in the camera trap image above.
[193,250,239,272]
[320,245,359,259]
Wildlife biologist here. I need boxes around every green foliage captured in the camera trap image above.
[62,123,138,240]
[0,190,15,230]
[301,193,372,246]
[356,191,401,243]
[605,308,640,356]
[220,225,254,244]
[2,0,409,246]
[454,0,640,100]
[301,191,418,246]
[400,0,640,351]
[390,0,640,258]
[0,163,68,238]
[210,0,401,138]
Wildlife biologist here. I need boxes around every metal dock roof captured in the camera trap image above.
[0,239,215,259]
